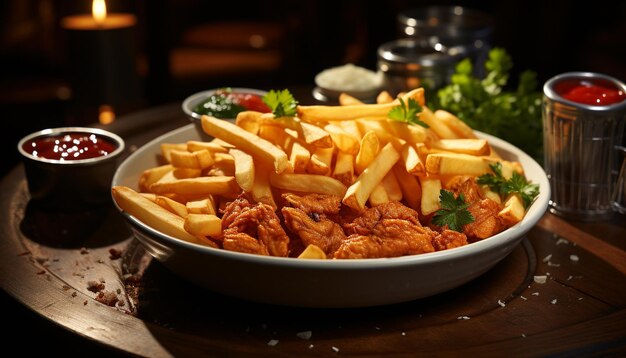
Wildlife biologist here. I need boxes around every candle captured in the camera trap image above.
[61,0,141,123]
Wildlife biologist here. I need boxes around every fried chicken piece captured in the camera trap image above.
[464,198,504,241]
[445,176,505,242]
[432,229,468,251]
[221,195,290,257]
[334,202,436,259]
[281,194,347,255]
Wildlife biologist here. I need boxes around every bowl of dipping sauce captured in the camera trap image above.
[313,64,383,103]
[182,87,270,140]
[18,127,125,209]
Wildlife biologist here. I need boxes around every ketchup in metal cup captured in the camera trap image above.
[22,132,118,161]
[555,78,626,106]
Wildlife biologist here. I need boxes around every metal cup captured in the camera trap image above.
[542,72,626,220]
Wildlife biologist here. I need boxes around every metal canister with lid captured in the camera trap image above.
[377,38,465,97]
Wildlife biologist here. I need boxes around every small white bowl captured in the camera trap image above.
[314,64,382,103]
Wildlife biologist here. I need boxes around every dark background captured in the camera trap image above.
[1,1,625,354]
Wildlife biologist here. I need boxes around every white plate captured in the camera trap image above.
[112,124,549,308]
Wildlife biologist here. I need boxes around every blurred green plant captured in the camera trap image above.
[431,48,543,161]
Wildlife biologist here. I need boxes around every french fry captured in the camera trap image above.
[419,107,460,139]
[184,214,222,238]
[149,176,239,196]
[139,164,173,192]
[307,146,334,175]
[186,197,217,215]
[289,141,311,173]
[160,143,187,163]
[355,130,380,174]
[401,144,425,175]
[259,113,333,148]
[368,184,389,206]
[170,149,214,169]
[235,111,262,134]
[229,148,255,192]
[376,91,394,104]
[155,195,189,218]
[298,244,327,259]
[270,173,348,197]
[139,192,158,202]
[333,151,354,186]
[381,171,402,201]
[111,186,205,245]
[259,124,291,150]
[387,120,428,144]
[392,163,421,210]
[201,115,290,174]
[324,123,359,154]
[419,176,442,215]
[343,142,400,211]
[186,141,228,154]
[173,167,202,179]
[251,165,276,209]
[433,110,477,139]
[431,139,489,156]
[337,120,362,139]
[339,93,364,106]
[425,153,491,176]
[498,194,525,226]
[297,88,424,122]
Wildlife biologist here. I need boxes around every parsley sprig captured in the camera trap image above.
[477,162,540,208]
[431,190,475,232]
[387,98,429,128]
[262,89,298,118]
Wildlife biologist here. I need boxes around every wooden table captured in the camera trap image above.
[2,102,626,357]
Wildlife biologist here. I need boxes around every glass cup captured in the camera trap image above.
[542,72,626,220]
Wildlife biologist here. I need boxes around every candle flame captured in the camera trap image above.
[92,0,107,24]
[99,104,115,125]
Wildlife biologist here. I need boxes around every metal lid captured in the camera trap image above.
[398,5,493,43]
[377,38,466,75]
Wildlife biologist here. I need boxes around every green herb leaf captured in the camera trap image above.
[388,98,429,128]
[262,89,298,118]
[431,190,475,232]
[477,162,540,208]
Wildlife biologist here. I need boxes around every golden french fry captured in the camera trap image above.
[170,149,214,169]
[355,119,395,144]
[259,124,291,150]
[480,186,502,204]
[401,144,425,175]
[339,93,364,106]
[433,110,477,139]
[270,172,347,197]
[201,115,290,174]
[381,171,402,201]
[337,120,362,139]
[184,214,222,237]
[386,120,428,144]
[343,142,400,211]
[368,184,389,206]
[173,167,202,179]
[186,197,217,215]
[251,164,276,209]
[155,195,189,217]
[139,192,158,202]
[431,139,489,156]
[392,163,421,210]
[298,244,327,259]
[297,88,424,122]
[425,153,491,176]
[229,148,255,192]
[376,91,394,104]
[419,176,441,215]
[186,141,228,154]
[419,107,460,139]
[355,130,380,174]
[155,170,177,184]
[139,164,173,192]
[235,111,262,134]
[498,194,525,226]
[289,141,311,173]
[307,146,334,175]
[210,138,235,149]
[111,186,205,245]
[259,113,333,148]
[149,176,238,196]
[333,151,354,186]
[324,123,360,154]
[160,143,187,163]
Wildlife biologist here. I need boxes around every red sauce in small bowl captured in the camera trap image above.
[22,132,118,161]
[555,78,626,106]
